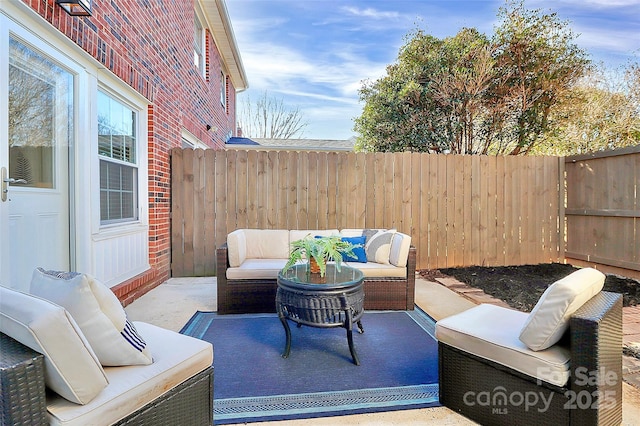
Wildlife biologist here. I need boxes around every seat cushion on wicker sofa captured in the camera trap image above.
[343,261,407,278]
[0,285,108,405]
[435,304,570,387]
[46,322,213,426]
[227,259,289,280]
[519,267,605,351]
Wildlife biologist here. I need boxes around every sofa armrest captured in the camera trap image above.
[569,291,622,425]
[216,243,230,310]
[406,246,417,308]
[0,333,47,425]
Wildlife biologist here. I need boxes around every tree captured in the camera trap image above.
[488,1,590,155]
[354,28,494,154]
[533,62,640,155]
[238,91,308,139]
[354,0,590,155]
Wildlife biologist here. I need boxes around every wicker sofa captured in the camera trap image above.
[436,268,622,426]
[216,228,416,314]
[0,284,214,425]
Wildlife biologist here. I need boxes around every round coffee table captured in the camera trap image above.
[276,264,365,365]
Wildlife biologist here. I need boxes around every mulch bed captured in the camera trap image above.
[420,263,640,313]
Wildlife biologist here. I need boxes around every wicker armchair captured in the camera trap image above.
[438,291,622,426]
[0,332,213,425]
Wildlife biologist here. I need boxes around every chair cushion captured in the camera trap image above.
[363,229,396,264]
[30,268,153,366]
[436,304,571,387]
[46,322,213,426]
[519,267,605,351]
[0,285,108,405]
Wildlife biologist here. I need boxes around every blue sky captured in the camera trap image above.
[226,0,640,140]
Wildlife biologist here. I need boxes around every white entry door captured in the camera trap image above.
[0,36,72,291]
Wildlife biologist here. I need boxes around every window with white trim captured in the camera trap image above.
[194,12,204,76]
[220,71,227,110]
[98,91,138,224]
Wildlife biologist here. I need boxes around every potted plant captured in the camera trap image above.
[283,234,361,278]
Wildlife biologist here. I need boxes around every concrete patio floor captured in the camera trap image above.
[125,276,640,425]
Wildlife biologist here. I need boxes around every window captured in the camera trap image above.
[98,91,138,224]
[194,12,204,76]
[220,71,226,110]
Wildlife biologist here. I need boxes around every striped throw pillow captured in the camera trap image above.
[30,268,153,366]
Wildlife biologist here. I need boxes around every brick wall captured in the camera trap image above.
[21,0,237,304]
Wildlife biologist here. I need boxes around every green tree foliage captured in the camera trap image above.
[533,63,640,155]
[354,1,590,155]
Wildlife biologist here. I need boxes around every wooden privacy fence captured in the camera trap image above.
[170,148,563,276]
[565,146,640,279]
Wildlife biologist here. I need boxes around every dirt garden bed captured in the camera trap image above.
[420,263,640,313]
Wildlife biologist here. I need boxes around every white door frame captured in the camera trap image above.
[0,5,87,288]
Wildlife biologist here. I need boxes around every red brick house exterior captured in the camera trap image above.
[0,1,247,304]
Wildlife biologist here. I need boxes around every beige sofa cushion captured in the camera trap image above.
[345,261,406,278]
[436,304,571,387]
[30,268,153,366]
[0,285,108,405]
[519,268,605,351]
[46,322,213,426]
[227,259,289,280]
[244,229,290,259]
[339,229,365,237]
[227,229,247,267]
[289,229,340,243]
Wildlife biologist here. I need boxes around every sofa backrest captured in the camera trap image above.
[227,229,291,266]
[226,228,413,268]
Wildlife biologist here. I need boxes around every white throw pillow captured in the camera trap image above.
[30,268,153,366]
[363,229,396,264]
[519,267,605,351]
[0,285,108,404]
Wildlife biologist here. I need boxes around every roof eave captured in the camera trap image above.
[201,0,248,92]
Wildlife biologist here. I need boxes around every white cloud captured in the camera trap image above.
[341,6,402,20]
[572,24,640,57]
[548,0,640,7]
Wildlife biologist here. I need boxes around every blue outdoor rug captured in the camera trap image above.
[180,308,440,424]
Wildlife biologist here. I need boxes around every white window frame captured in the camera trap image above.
[220,71,227,110]
[194,7,206,78]
[97,90,139,225]
[94,82,148,231]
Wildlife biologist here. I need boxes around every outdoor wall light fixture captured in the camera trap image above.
[206,125,217,132]
[56,0,92,16]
